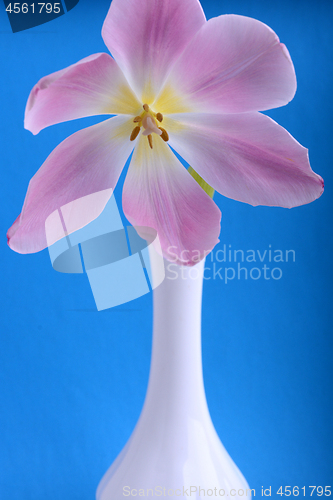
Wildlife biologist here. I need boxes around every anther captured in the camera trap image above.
[130,126,140,141]
[133,116,142,123]
[147,134,153,149]
[156,112,163,122]
[143,103,150,112]
[159,127,169,142]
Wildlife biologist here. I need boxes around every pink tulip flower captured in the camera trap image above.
[7,0,324,266]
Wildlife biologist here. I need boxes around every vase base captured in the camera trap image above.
[97,416,251,499]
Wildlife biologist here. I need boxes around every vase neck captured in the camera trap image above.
[144,258,208,418]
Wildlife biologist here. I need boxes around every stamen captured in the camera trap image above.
[130,126,140,141]
[159,127,169,142]
[131,106,168,147]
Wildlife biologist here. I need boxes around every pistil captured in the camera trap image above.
[129,103,169,149]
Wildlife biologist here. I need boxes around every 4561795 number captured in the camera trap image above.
[5,3,61,14]
[277,486,331,496]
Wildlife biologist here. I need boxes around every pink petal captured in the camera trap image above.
[154,15,296,114]
[165,112,324,208]
[102,0,206,103]
[8,116,136,253]
[122,136,221,266]
[25,53,141,135]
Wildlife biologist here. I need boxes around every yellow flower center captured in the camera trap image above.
[130,104,169,149]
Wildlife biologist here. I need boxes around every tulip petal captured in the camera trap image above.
[102,0,206,103]
[25,53,141,135]
[165,112,324,208]
[8,116,136,253]
[154,15,296,115]
[122,136,221,266]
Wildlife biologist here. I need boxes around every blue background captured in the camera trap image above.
[0,0,332,498]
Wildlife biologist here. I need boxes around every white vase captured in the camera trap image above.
[97,257,251,499]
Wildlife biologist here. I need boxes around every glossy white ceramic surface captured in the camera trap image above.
[97,258,251,499]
